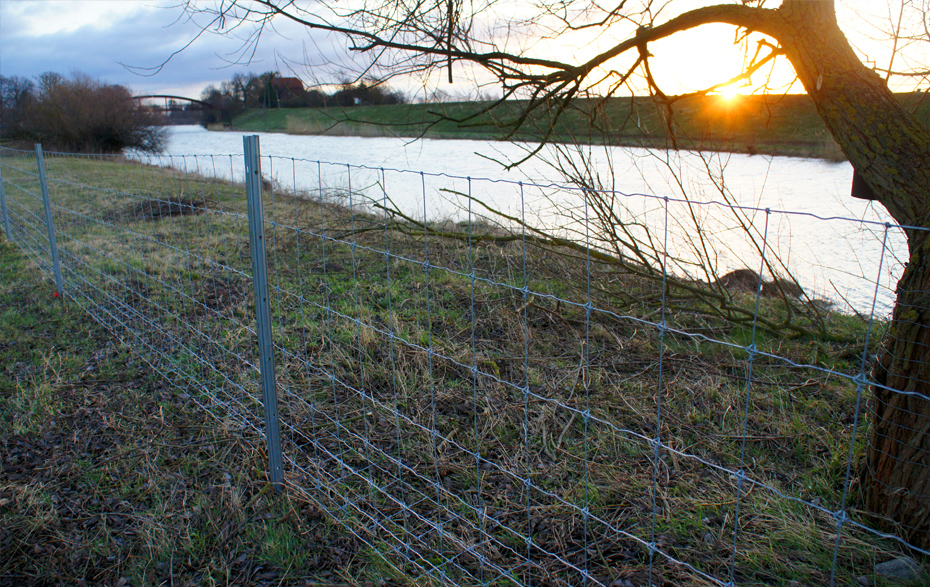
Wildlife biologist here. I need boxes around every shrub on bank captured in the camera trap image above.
[0,72,165,154]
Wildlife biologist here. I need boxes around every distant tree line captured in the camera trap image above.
[200,72,407,126]
[0,72,165,154]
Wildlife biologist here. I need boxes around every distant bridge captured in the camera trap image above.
[132,95,213,110]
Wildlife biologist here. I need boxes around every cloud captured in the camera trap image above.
[0,0,352,98]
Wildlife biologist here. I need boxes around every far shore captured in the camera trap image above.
[206,93,930,161]
[209,119,846,161]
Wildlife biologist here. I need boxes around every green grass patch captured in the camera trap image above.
[0,239,370,586]
[0,152,916,586]
[231,92,930,161]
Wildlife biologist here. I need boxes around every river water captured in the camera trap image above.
[147,125,906,316]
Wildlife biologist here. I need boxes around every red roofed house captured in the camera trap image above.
[271,77,304,103]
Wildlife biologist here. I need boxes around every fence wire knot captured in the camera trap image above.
[730,469,747,486]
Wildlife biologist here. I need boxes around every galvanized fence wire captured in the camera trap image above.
[2,146,268,436]
[1,140,928,586]
[0,148,54,278]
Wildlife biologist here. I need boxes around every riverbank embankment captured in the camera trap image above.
[223,93,930,161]
[0,151,906,586]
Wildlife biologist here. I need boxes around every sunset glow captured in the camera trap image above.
[717,85,745,102]
[0,0,928,101]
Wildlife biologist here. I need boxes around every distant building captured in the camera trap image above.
[271,77,304,103]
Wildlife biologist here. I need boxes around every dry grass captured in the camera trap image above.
[0,152,918,586]
[284,117,400,138]
[0,240,382,586]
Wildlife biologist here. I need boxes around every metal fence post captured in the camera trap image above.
[243,135,284,488]
[0,160,12,242]
[36,144,64,297]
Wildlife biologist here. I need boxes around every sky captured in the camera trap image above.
[0,0,350,98]
[1,0,927,101]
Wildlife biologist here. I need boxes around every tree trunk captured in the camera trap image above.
[770,1,930,547]
[867,235,930,549]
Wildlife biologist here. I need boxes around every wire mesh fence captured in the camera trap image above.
[1,138,927,586]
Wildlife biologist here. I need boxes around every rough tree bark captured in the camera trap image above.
[869,240,930,548]
[770,0,930,548]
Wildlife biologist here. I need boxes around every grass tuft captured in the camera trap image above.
[0,152,918,586]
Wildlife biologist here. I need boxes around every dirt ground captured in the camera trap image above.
[0,241,375,587]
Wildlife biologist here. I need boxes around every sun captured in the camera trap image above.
[718,84,744,102]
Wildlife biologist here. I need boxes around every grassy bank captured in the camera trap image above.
[229,92,930,161]
[0,153,918,586]
[0,242,374,586]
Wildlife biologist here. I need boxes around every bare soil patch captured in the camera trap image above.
[110,197,205,223]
